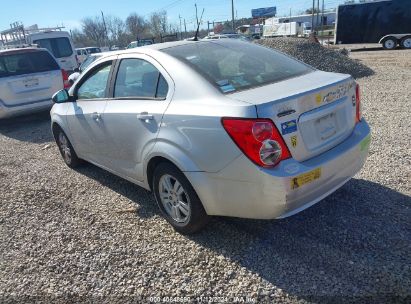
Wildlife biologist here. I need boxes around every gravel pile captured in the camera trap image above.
[0,50,410,303]
[256,37,374,79]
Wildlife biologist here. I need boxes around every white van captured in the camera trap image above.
[27,31,78,72]
[0,47,66,119]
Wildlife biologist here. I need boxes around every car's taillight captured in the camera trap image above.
[355,83,362,123]
[222,118,291,167]
[61,69,70,89]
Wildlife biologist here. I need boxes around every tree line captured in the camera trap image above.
[71,11,256,48]
[71,11,182,48]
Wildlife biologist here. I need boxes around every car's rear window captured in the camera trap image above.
[0,50,60,78]
[33,37,73,58]
[162,40,313,93]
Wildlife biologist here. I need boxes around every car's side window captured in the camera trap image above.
[77,62,112,100]
[114,58,169,99]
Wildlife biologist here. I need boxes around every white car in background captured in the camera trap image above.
[76,48,88,64]
[76,47,102,65]
[0,47,68,119]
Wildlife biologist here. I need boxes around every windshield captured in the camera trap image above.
[0,50,59,78]
[33,37,73,58]
[162,40,313,93]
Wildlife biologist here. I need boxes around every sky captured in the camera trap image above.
[0,0,348,32]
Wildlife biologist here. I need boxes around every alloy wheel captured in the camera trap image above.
[58,132,72,164]
[158,174,191,223]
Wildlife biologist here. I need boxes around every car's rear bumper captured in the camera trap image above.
[0,98,52,119]
[186,119,371,219]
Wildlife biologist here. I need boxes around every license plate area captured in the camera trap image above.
[23,78,39,88]
[298,97,354,153]
[315,112,337,141]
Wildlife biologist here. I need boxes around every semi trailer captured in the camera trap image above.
[335,0,411,49]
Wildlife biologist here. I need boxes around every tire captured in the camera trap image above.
[55,127,83,168]
[382,37,397,50]
[152,162,210,234]
[400,36,411,49]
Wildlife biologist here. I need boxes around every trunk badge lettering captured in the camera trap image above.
[277,109,296,117]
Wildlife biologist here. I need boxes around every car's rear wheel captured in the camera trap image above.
[152,163,209,234]
[56,128,82,168]
[400,36,411,49]
[382,37,397,50]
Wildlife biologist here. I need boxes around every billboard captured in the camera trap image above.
[252,7,277,18]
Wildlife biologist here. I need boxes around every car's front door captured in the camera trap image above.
[101,54,173,181]
[66,58,115,164]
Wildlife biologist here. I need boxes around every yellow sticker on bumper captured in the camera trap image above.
[291,135,298,148]
[291,168,321,190]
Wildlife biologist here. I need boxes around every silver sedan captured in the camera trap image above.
[51,40,371,234]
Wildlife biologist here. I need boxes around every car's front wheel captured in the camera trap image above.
[56,128,83,168]
[152,163,209,234]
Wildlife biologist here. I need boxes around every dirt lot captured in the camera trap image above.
[0,49,410,303]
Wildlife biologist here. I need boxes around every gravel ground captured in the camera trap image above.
[256,38,374,79]
[0,48,410,304]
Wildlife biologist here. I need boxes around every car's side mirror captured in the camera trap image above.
[74,67,80,73]
[52,89,71,103]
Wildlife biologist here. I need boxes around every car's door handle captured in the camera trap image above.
[92,112,101,122]
[137,112,154,122]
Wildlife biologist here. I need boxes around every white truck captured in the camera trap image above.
[1,24,78,72]
[263,21,311,38]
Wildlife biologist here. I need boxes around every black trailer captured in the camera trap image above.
[335,0,411,49]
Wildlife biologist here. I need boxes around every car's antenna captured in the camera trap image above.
[194,8,205,41]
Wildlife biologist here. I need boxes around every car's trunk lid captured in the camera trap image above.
[227,71,357,162]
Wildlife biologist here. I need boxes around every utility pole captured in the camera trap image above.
[101,10,108,48]
[231,0,235,31]
[195,4,199,26]
[179,14,182,40]
[311,0,315,32]
[321,0,325,35]
[316,0,320,32]
[184,18,187,39]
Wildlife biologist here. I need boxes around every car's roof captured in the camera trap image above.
[92,40,248,61]
[0,47,48,55]
[91,40,198,59]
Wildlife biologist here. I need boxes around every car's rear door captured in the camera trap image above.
[100,54,173,181]
[0,49,62,108]
[66,56,116,164]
